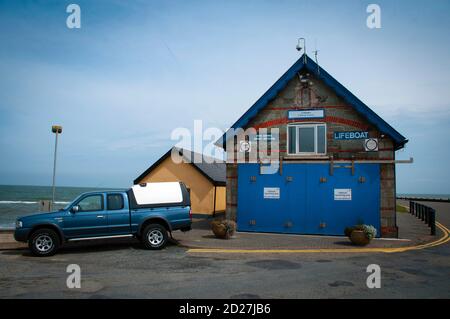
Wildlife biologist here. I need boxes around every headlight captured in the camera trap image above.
[15,220,23,228]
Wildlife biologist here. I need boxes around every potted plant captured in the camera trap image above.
[346,224,377,246]
[344,226,355,238]
[211,219,236,239]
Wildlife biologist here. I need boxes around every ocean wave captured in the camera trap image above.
[0,200,70,205]
[0,223,15,230]
[0,201,37,204]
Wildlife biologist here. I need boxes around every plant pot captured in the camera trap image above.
[211,221,229,239]
[350,230,371,246]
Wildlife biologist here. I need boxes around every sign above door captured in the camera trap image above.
[288,109,325,119]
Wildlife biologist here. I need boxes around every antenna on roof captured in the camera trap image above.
[313,39,320,75]
[313,50,320,75]
[296,38,307,63]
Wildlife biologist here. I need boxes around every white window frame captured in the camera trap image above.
[287,123,327,155]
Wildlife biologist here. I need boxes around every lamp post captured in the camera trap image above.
[51,125,62,209]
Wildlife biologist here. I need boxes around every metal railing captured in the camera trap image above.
[398,196,450,203]
[409,201,436,235]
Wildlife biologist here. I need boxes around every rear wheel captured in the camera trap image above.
[141,224,168,250]
[29,228,60,257]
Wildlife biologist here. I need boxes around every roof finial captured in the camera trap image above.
[296,38,307,63]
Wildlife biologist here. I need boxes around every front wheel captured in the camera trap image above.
[29,228,60,257]
[141,224,168,250]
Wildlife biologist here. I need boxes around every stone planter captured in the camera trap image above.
[350,230,371,246]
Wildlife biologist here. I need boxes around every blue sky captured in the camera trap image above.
[0,0,449,193]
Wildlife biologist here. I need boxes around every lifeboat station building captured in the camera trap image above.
[220,54,408,238]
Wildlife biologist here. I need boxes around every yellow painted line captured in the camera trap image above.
[187,222,449,254]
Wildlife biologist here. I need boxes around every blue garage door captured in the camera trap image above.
[237,163,380,236]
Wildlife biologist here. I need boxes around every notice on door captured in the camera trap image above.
[334,188,352,201]
[264,187,280,199]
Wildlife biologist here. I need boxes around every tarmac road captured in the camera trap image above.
[0,203,449,299]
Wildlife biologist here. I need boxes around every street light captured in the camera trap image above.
[51,125,62,209]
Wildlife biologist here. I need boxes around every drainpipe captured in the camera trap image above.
[213,185,217,217]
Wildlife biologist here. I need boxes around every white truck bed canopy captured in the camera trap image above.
[130,182,184,206]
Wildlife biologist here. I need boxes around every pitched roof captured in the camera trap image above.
[134,147,226,186]
[219,54,407,150]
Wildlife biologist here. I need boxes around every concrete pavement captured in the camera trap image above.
[176,212,436,252]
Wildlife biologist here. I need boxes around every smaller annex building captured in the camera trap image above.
[134,147,226,217]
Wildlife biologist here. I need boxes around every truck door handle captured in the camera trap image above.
[97,215,105,218]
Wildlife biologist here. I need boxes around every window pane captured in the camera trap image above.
[288,126,297,153]
[77,195,102,211]
[298,127,315,153]
[107,194,124,210]
[317,125,326,154]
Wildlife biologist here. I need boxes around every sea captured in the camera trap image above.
[0,185,120,229]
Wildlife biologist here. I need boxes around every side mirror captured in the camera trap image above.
[71,205,80,213]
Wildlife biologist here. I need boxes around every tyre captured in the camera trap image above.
[141,224,168,250]
[28,228,60,257]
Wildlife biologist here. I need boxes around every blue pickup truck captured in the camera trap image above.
[14,182,192,256]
